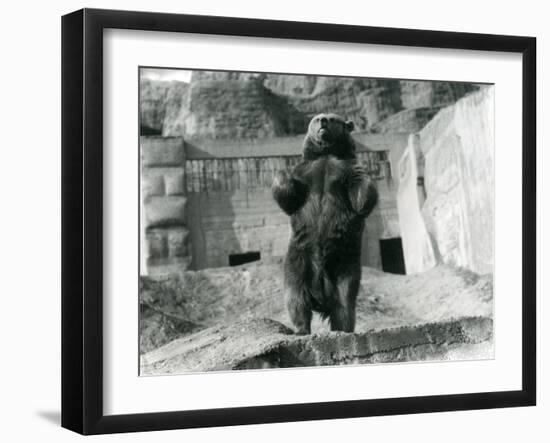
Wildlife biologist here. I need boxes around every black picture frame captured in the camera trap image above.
[61,8,536,435]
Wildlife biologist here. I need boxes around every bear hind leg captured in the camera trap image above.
[329,275,360,333]
[286,286,312,335]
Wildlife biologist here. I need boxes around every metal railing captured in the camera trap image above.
[184,151,391,193]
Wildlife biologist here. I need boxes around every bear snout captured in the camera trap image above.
[318,127,331,141]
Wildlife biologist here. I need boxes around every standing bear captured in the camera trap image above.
[272,113,378,334]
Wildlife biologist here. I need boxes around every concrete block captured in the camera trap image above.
[141,170,165,198]
[145,196,187,228]
[141,137,185,166]
[146,230,168,259]
[167,228,190,258]
[164,170,185,196]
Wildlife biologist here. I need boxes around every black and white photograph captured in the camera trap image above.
[1,0,545,440]
[138,68,495,375]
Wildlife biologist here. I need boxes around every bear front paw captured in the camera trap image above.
[352,164,368,179]
[272,170,289,188]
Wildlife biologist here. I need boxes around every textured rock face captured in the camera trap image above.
[161,82,191,134]
[288,78,403,131]
[419,87,494,274]
[396,87,494,274]
[140,79,188,134]
[140,79,171,133]
[371,107,441,133]
[162,77,308,139]
[399,80,479,109]
[143,72,480,139]
[264,74,318,95]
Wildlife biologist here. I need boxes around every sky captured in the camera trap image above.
[140,68,192,82]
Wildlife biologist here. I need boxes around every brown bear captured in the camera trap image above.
[272,113,378,334]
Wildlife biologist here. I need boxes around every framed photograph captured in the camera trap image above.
[61,8,536,435]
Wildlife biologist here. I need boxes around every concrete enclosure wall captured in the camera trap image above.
[397,87,494,275]
[186,189,290,269]
[140,135,404,276]
[140,137,191,275]
[396,134,437,274]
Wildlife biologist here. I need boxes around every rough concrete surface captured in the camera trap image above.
[141,316,493,374]
[140,261,493,373]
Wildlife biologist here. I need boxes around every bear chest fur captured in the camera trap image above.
[289,156,365,255]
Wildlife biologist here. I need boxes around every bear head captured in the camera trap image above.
[302,113,356,160]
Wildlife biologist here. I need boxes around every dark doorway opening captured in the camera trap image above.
[140,125,162,136]
[229,251,261,267]
[379,238,406,275]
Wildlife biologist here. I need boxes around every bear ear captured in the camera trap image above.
[345,120,355,132]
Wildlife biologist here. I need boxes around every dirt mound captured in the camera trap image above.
[140,262,492,354]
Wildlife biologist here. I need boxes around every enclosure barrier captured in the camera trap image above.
[183,151,391,193]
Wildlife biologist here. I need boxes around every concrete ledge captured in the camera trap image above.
[140,316,493,375]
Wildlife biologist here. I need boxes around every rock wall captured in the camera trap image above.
[143,72,481,140]
[399,80,479,109]
[162,77,308,139]
[264,74,318,95]
[371,107,441,133]
[140,79,188,134]
[397,87,494,274]
[288,78,403,131]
